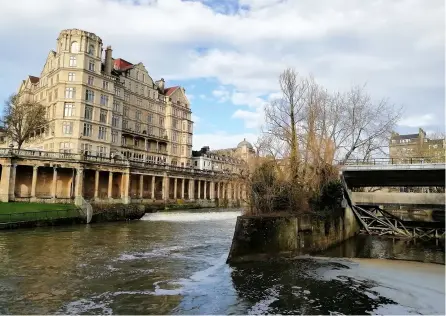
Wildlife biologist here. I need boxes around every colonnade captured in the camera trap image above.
[0,161,247,204]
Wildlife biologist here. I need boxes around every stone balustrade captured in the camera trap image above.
[0,149,247,206]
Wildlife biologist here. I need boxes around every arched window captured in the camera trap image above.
[71,41,79,53]
[88,44,95,55]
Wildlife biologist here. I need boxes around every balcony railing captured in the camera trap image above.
[0,148,241,176]
[122,128,168,142]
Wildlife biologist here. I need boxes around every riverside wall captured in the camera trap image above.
[226,206,360,264]
[0,200,241,230]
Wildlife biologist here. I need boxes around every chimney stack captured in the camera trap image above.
[158,78,165,94]
[104,46,113,75]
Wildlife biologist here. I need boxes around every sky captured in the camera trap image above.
[0,0,444,150]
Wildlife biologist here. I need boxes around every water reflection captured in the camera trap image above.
[230,258,396,315]
[321,235,445,264]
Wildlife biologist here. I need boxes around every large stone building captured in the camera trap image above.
[17,29,193,167]
[0,28,247,206]
[390,128,445,160]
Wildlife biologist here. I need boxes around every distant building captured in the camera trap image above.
[211,139,256,163]
[191,139,256,173]
[389,128,445,159]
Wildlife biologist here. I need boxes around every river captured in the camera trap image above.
[0,209,444,315]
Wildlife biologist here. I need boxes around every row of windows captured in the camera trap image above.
[86,75,111,91]
[68,55,95,72]
[172,119,193,133]
[82,123,108,140]
[123,106,165,125]
[61,103,170,134]
[84,89,110,106]
[80,144,108,157]
[70,41,96,56]
[121,120,165,137]
[170,144,190,156]
[122,151,168,163]
[63,88,165,116]
[172,107,190,120]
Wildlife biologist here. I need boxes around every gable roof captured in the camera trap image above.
[29,76,40,84]
[164,86,179,96]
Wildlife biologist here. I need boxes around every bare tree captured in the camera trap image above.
[333,85,402,163]
[264,69,401,165]
[2,93,47,149]
[263,69,337,193]
[246,68,401,214]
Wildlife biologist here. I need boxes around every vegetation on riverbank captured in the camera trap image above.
[243,68,399,216]
[0,202,76,213]
[0,202,79,224]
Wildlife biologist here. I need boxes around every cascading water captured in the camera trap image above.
[141,210,242,222]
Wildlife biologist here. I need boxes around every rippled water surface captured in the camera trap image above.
[0,209,444,315]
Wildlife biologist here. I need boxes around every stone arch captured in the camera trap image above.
[71,41,79,53]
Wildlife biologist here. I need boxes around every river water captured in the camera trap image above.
[0,209,444,315]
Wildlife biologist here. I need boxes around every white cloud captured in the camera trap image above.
[0,0,443,134]
[212,86,231,102]
[231,91,266,108]
[232,109,264,129]
[193,131,258,150]
[186,93,194,100]
[398,114,437,128]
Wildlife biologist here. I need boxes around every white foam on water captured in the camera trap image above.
[247,285,282,315]
[188,253,228,283]
[116,244,207,261]
[60,297,113,315]
[153,253,229,298]
[141,210,241,222]
[116,245,187,261]
[59,286,183,315]
[320,258,445,315]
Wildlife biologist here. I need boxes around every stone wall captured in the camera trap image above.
[90,203,147,223]
[0,217,84,230]
[226,206,360,264]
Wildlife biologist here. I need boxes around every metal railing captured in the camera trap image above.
[0,208,80,224]
[341,156,446,166]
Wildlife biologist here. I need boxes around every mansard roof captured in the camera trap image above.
[113,58,134,71]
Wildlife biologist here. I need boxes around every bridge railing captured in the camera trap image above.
[341,156,445,166]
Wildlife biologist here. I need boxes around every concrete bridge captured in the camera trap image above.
[341,157,445,187]
[340,157,445,224]
[351,192,444,206]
